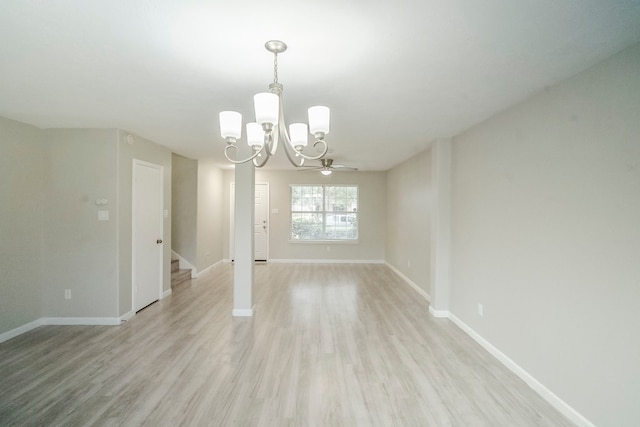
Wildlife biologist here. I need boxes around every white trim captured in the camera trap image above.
[289,184,359,243]
[230,182,234,260]
[162,288,172,298]
[230,182,270,262]
[170,251,222,279]
[41,317,121,326]
[119,310,135,322]
[448,313,595,427]
[1,316,127,343]
[258,182,270,261]
[132,159,164,312]
[288,239,360,245]
[428,306,449,318]
[115,132,122,331]
[0,318,45,344]
[430,138,452,314]
[269,259,385,264]
[232,308,254,317]
[171,250,196,277]
[385,262,431,302]
[194,259,223,278]
[385,262,593,427]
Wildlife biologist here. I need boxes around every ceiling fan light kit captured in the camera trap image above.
[219,40,331,168]
[300,158,358,175]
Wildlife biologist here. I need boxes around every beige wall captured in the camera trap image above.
[171,155,224,272]
[0,117,46,333]
[386,149,432,295]
[0,120,173,336]
[171,153,198,265]
[43,129,119,318]
[223,169,386,262]
[196,160,224,270]
[450,43,640,426]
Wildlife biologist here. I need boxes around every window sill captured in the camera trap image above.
[288,239,359,245]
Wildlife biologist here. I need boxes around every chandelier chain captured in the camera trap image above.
[273,52,279,84]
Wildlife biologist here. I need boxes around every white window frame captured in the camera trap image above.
[289,184,359,242]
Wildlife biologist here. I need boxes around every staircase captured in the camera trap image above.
[171,259,192,289]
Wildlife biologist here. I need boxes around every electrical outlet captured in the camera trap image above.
[65,289,71,300]
[408,260,411,268]
[477,303,483,316]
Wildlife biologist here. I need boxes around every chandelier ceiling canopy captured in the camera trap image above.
[219,40,330,168]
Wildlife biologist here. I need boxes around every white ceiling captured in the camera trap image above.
[1,1,639,170]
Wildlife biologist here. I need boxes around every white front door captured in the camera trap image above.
[254,184,268,261]
[230,182,269,261]
[132,160,164,312]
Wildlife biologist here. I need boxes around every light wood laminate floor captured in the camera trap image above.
[0,263,575,426]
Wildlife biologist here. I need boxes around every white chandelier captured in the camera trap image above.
[219,40,330,167]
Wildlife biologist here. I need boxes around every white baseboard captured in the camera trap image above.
[268,259,385,264]
[119,310,135,322]
[172,252,224,279]
[428,306,449,318]
[232,308,255,317]
[0,318,45,344]
[194,259,223,278]
[448,313,595,427]
[384,265,593,427]
[385,262,431,302]
[171,250,196,278]
[42,317,121,326]
[162,288,172,299]
[1,316,125,343]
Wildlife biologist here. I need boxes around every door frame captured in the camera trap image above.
[230,182,270,261]
[132,159,164,312]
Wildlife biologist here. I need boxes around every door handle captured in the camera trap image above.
[157,239,163,244]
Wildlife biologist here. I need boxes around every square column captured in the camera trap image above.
[232,160,255,316]
[430,138,451,317]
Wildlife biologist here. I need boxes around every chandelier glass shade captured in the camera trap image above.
[219,40,330,167]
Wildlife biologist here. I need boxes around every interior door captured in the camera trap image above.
[132,160,163,311]
[254,183,268,261]
[230,183,269,261]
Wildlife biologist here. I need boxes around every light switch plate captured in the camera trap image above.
[98,210,109,221]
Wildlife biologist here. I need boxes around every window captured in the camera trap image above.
[290,185,358,241]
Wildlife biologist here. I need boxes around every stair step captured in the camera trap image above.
[171,268,191,289]
[171,259,179,273]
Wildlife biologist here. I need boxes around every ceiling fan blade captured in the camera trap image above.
[297,159,359,172]
[332,164,358,171]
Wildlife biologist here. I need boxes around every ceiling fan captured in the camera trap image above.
[300,158,358,175]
